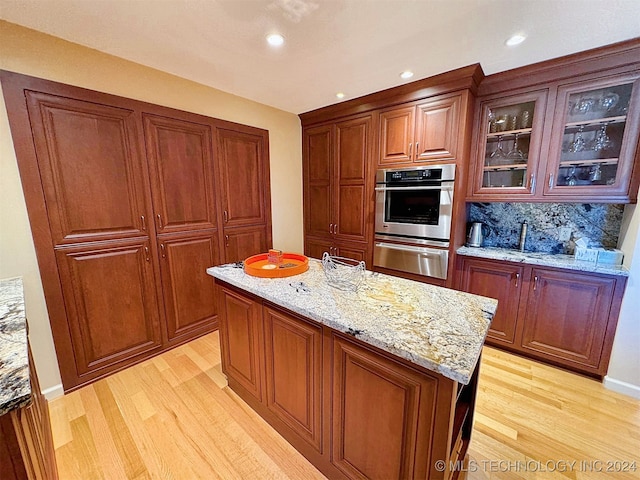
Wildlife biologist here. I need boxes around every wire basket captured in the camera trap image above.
[321,252,366,291]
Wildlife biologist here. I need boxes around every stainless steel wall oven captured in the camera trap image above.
[374,164,455,279]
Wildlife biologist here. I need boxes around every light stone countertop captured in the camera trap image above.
[0,277,31,416]
[207,260,497,385]
[457,246,629,277]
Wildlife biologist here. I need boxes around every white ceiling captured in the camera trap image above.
[1,0,640,114]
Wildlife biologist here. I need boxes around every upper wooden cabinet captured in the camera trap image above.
[143,114,217,233]
[469,46,640,203]
[379,94,461,165]
[215,126,270,228]
[24,91,149,245]
[303,114,372,245]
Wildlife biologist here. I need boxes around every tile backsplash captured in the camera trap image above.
[468,203,624,254]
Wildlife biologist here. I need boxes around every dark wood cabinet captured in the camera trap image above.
[55,240,163,377]
[303,114,372,265]
[263,306,323,452]
[520,268,618,370]
[1,71,272,390]
[24,90,149,245]
[219,286,264,402]
[331,333,438,480]
[457,257,523,346]
[304,236,368,263]
[143,114,217,233]
[157,230,219,344]
[469,44,640,203]
[457,256,626,377]
[0,348,58,480]
[379,94,461,166]
[214,280,476,480]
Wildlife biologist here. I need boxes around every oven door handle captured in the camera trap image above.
[375,242,447,256]
[374,185,454,191]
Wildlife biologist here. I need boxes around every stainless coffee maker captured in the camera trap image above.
[467,222,485,247]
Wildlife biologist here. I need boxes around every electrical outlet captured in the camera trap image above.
[559,227,572,241]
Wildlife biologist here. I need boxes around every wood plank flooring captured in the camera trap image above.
[49,332,640,479]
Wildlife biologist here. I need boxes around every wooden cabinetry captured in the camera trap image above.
[0,349,58,480]
[379,94,461,165]
[215,126,272,262]
[303,114,373,265]
[215,280,478,480]
[1,71,272,391]
[457,256,626,376]
[469,43,640,203]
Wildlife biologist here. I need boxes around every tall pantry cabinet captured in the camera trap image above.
[1,71,272,391]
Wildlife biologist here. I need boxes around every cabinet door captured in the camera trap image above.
[143,114,217,233]
[25,91,149,245]
[334,115,371,243]
[263,307,322,452]
[216,127,269,227]
[219,287,263,401]
[378,106,415,165]
[458,257,523,346]
[414,95,460,162]
[304,237,333,260]
[544,74,640,201]
[303,125,333,237]
[336,243,368,264]
[331,334,437,480]
[158,231,219,344]
[520,268,616,370]
[469,90,548,199]
[223,226,269,264]
[55,240,162,377]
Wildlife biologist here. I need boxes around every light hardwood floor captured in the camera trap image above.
[49,332,640,480]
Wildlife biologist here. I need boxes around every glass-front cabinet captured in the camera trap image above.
[545,74,640,199]
[470,91,547,197]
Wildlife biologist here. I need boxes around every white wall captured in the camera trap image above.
[0,21,303,397]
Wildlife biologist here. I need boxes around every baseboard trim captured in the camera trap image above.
[42,383,64,400]
[603,375,640,399]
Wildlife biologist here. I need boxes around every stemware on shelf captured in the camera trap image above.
[592,122,612,152]
[569,125,586,152]
[489,135,507,163]
[507,133,525,162]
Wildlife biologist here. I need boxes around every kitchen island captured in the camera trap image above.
[207,259,496,480]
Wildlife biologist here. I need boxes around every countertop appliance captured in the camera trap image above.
[373,164,455,280]
[467,222,484,247]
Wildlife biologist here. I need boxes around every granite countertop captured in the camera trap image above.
[207,260,497,385]
[0,277,31,416]
[457,246,629,277]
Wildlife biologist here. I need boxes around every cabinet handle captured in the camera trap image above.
[144,246,150,262]
[225,235,229,247]
[415,142,419,155]
[223,210,228,223]
[514,272,520,288]
[329,223,333,234]
[530,174,536,194]
[141,215,146,231]
[548,174,554,189]
[160,243,166,258]
[333,224,338,235]
[533,275,539,290]
[409,143,413,156]
[156,213,163,229]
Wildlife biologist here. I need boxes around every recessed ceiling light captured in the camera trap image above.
[266,33,284,47]
[336,92,345,99]
[505,34,526,47]
[400,71,414,79]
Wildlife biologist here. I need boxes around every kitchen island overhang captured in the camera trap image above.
[207,260,497,480]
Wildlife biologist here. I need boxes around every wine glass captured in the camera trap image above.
[489,135,506,162]
[566,166,578,186]
[569,125,586,152]
[507,134,525,162]
[592,122,612,152]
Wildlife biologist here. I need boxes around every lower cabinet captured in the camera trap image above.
[457,256,626,376]
[217,282,476,480]
[157,230,220,345]
[0,348,58,480]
